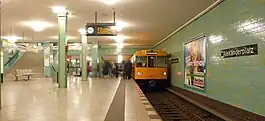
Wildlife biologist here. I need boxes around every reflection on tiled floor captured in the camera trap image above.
[0,76,120,121]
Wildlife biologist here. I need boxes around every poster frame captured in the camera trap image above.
[183,34,207,92]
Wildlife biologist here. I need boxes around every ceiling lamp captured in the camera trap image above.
[52,6,67,14]
[1,36,22,43]
[109,21,129,31]
[112,35,128,42]
[115,21,129,31]
[23,21,53,32]
[102,0,119,5]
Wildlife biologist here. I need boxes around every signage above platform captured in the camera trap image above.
[221,44,258,58]
[85,23,117,36]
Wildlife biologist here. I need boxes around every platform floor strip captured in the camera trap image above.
[104,79,125,121]
[135,84,163,121]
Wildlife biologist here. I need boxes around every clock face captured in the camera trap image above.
[87,27,94,34]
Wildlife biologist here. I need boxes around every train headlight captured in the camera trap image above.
[137,72,143,76]
[163,72,167,76]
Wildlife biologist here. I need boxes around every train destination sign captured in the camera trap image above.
[85,23,117,36]
[146,50,158,55]
[221,44,258,58]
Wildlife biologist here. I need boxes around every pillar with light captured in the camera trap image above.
[91,41,99,77]
[79,28,88,81]
[53,6,68,88]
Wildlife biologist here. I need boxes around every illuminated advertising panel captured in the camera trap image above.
[184,36,206,90]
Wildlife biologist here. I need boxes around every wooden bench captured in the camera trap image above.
[13,69,33,81]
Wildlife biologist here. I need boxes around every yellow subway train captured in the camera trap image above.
[131,49,170,88]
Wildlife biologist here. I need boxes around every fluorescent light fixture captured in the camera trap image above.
[209,34,226,44]
[112,35,128,42]
[102,0,119,5]
[23,21,53,32]
[33,45,38,49]
[52,6,67,14]
[109,21,129,31]
[1,36,22,43]
[115,21,129,31]
[118,54,123,63]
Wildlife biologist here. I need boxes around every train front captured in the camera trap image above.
[132,50,169,88]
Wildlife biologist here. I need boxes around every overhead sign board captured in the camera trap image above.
[221,44,258,58]
[85,23,117,36]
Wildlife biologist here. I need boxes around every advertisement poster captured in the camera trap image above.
[184,36,206,90]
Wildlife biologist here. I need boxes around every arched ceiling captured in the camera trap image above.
[1,0,217,48]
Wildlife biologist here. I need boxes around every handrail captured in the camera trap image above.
[4,50,20,66]
[52,66,56,72]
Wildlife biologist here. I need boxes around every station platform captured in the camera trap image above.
[0,76,161,121]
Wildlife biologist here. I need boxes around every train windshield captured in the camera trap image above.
[148,56,156,68]
[157,56,167,67]
[136,56,147,67]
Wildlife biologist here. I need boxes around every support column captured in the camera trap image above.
[0,45,3,83]
[44,43,51,77]
[81,34,88,81]
[91,41,99,77]
[0,39,2,109]
[57,13,68,88]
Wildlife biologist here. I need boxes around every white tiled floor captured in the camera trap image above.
[0,76,152,121]
[0,76,120,121]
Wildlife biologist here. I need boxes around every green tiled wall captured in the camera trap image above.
[155,0,265,116]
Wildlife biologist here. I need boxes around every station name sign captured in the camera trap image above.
[221,44,258,58]
[171,58,179,63]
[85,23,117,36]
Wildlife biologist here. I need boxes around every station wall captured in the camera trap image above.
[155,0,265,116]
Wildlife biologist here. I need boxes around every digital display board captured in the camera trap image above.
[85,23,117,36]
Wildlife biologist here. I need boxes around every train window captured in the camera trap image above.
[157,56,167,67]
[148,56,156,68]
[136,56,147,67]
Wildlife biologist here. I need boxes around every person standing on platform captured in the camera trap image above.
[126,60,132,79]
[114,63,119,78]
[121,61,127,79]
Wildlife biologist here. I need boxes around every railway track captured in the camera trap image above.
[143,89,224,121]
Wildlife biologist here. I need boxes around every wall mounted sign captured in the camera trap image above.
[85,23,117,36]
[171,58,179,63]
[221,44,258,58]
[184,36,206,90]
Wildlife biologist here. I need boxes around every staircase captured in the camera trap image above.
[7,52,44,77]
